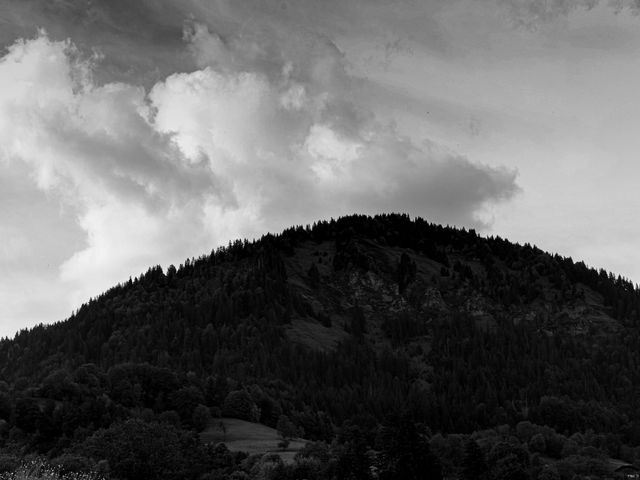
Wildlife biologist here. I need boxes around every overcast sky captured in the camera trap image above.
[2,0,640,338]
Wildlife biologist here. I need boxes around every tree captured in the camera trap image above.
[488,442,529,469]
[222,390,259,422]
[81,419,209,480]
[397,252,417,294]
[158,410,181,427]
[537,465,560,480]
[277,415,297,450]
[169,386,205,423]
[216,420,227,442]
[308,263,320,288]
[529,433,546,454]
[349,304,367,339]
[250,453,286,480]
[0,392,12,421]
[335,423,372,480]
[192,404,211,432]
[377,415,442,480]
[14,397,41,433]
[462,440,488,480]
[493,455,529,480]
[515,421,537,443]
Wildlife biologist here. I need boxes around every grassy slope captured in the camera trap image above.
[200,418,308,463]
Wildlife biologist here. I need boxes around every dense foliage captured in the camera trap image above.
[1,213,640,479]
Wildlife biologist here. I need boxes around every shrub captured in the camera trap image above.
[51,454,95,476]
[529,434,546,454]
[79,419,208,480]
[192,404,211,432]
[222,391,258,422]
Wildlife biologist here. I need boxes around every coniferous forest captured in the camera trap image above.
[2,214,640,479]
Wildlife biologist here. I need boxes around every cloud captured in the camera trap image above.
[497,0,640,28]
[0,0,192,86]
[153,24,518,227]
[0,34,214,206]
[0,13,518,331]
[0,33,224,309]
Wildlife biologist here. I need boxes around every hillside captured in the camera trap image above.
[2,213,640,479]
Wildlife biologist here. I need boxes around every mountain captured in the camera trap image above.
[2,213,640,480]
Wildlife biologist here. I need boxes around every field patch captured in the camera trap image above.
[200,418,307,463]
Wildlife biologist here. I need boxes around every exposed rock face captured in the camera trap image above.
[421,287,448,312]
[283,233,622,354]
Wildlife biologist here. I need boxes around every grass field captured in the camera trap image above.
[200,418,307,463]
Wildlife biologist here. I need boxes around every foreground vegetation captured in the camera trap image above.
[2,214,640,479]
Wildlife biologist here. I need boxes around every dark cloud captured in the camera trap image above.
[497,0,640,29]
[0,0,192,86]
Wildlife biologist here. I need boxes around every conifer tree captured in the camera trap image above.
[462,439,489,480]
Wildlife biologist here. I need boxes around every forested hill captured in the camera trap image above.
[3,213,640,479]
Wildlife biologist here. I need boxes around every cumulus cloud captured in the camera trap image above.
[0,33,223,307]
[153,23,518,227]
[0,34,214,204]
[0,14,518,329]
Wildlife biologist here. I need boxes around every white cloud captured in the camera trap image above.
[150,67,275,168]
[280,83,307,111]
[0,26,518,336]
[0,33,223,320]
[306,124,361,164]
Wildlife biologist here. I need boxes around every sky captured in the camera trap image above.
[1,0,640,338]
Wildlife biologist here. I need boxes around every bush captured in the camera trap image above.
[79,419,209,480]
[169,386,205,422]
[462,440,488,480]
[555,455,609,480]
[51,454,95,476]
[250,454,285,480]
[290,457,323,480]
[0,460,100,480]
[222,391,259,422]
[487,442,529,468]
[493,455,528,480]
[0,454,19,474]
[158,410,181,427]
[560,439,579,458]
[515,421,537,443]
[278,439,290,450]
[295,441,331,464]
[192,404,211,432]
[537,465,560,480]
[276,415,297,441]
[529,434,546,453]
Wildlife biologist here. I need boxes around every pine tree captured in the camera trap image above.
[378,415,442,480]
[462,439,489,480]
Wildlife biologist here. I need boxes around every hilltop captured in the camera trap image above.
[1,213,640,479]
